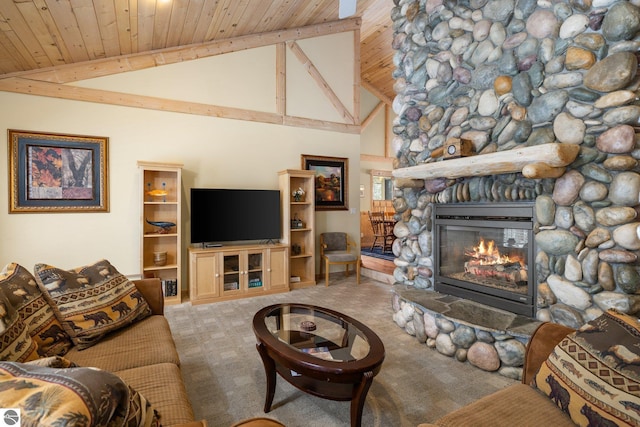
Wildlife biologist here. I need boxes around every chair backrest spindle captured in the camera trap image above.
[368,211,386,236]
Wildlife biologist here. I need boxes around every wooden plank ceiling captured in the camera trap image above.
[0,0,395,104]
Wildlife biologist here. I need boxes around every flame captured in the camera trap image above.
[466,238,523,266]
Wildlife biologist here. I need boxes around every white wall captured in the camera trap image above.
[359,88,393,212]
[0,32,362,286]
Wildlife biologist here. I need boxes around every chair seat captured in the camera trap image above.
[324,252,358,262]
[320,232,361,287]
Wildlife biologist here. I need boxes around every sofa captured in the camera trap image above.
[63,277,204,427]
[419,309,640,426]
[0,261,203,427]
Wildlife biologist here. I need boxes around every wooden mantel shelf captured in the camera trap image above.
[392,143,580,181]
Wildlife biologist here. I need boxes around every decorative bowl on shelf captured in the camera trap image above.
[147,182,168,202]
[146,219,176,234]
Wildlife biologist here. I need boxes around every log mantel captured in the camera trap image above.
[392,143,580,181]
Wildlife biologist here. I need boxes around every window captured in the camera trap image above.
[372,172,392,202]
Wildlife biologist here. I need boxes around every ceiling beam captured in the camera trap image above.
[361,101,384,130]
[1,18,362,84]
[361,154,393,165]
[0,77,360,134]
[0,19,363,135]
[0,77,282,123]
[287,40,355,124]
[362,79,392,106]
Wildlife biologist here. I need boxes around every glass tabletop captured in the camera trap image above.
[263,305,371,362]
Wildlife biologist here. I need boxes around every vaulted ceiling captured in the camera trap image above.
[0,0,395,104]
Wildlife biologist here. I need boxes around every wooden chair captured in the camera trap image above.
[368,211,394,253]
[320,232,361,287]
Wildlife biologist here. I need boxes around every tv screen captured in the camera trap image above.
[190,188,281,244]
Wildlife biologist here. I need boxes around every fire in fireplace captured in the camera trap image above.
[462,237,528,286]
[433,203,536,317]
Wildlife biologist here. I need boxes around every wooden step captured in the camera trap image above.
[361,254,394,275]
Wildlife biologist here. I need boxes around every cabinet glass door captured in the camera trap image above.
[223,254,241,292]
[247,252,264,290]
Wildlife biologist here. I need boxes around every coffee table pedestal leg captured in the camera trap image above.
[256,342,276,412]
[351,371,374,427]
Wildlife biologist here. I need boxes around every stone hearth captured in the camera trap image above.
[392,285,541,379]
[388,0,640,378]
[394,285,540,333]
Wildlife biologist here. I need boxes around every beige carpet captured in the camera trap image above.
[164,275,516,427]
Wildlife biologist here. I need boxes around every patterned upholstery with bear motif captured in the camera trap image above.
[0,262,201,427]
[34,259,151,350]
[0,263,72,357]
[533,310,640,427]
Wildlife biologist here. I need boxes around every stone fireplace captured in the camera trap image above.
[387,0,640,377]
[433,203,535,317]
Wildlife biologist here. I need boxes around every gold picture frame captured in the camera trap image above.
[301,154,348,211]
[8,129,109,213]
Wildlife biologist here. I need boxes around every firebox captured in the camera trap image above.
[433,203,536,317]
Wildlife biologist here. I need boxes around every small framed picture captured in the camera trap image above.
[301,154,348,211]
[8,129,109,213]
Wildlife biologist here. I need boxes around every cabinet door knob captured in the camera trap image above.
[215,273,220,278]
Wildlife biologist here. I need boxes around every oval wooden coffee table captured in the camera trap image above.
[252,303,385,427]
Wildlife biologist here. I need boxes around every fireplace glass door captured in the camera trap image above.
[434,204,535,317]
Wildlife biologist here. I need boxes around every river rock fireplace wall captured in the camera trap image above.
[389,0,640,330]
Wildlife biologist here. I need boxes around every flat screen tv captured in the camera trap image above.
[190,188,281,244]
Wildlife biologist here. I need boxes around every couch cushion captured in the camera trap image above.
[0,271,39,363]
[0,263,73,357]
[534,309,640,426]
[522,322,575,385]
[0,358,160,427]
[115,362,195,427]
[34,259,151,350]
[64,315,180,372]
[425,383,576,427]
[0,311,39,363]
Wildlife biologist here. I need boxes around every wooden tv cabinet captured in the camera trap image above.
[189,243,289,305]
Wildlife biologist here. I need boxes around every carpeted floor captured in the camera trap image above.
[361,247,395,261]
[164,275,516,427]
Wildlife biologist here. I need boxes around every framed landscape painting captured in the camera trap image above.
[8,130,109,213]
[302,154,348,211]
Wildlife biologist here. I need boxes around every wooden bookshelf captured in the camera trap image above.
[138,161,183,305]
[279,169,316,288]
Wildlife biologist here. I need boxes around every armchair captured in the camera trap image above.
[319,232,361,287]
